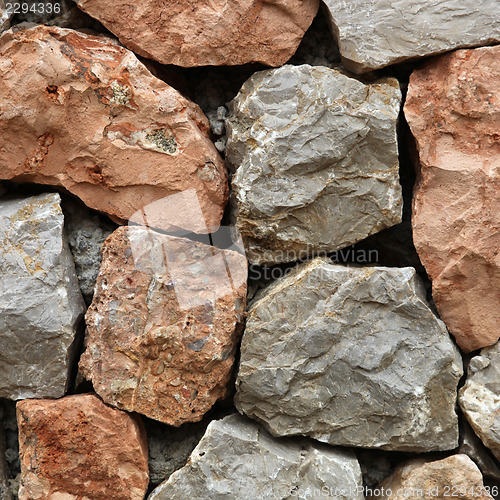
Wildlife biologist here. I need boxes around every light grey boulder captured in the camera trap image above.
[235,259,463,451]
[459,342,500,462]
[148,413,364,500]
[0,0,13,33]
[323,0,500,73]
[0,193,85,400]
[226,64,402,265]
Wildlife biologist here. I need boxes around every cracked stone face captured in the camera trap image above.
[148,414,364,500]
[226,64,403,265]
[0,24,227,233]
[323,0,500,73]
[0,193,85,400]
[79,226,247,426]
[235,258,463,452]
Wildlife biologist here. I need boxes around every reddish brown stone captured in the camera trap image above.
[17,394,149,500]
[404,45,500,352]
[74,0,319,67]
[0,25,227,233]
[79,226,247,426]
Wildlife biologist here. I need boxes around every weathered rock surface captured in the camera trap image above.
[459,342,500,462]
[17,394,149,500]
[0,25,227,233]
[149,413,364,500]
[226,64,402,265]
[64,199,115,304]
[372,455,494,499]
[80,226,247,426]
[404,45,500,352]
[75,0,318,67]
[323,0,500,73]
[235,259,463,451]
[0,193,85,400]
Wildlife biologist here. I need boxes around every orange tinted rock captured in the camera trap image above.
[0,25,227,233]
[404,46,500,352]
[17,394,149,500]
[74,0,319,67]
[79,226,247,426]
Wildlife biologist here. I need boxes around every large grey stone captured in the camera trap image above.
[323,0,500,73]
[459,342,500,462]
[235,259,463,451]
[0,0,13,34]
[148,413,364,500]
[226,64,402,265]
[0,193,85,400]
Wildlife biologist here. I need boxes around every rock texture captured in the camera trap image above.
[64,199,115,304]
[80,226,247,426]
[405,45,500,352]
[0,193,85,400]
[226,64,402,265]
[372,455,494,500]
[0,0,12,33]
[149,413,364,500]
[17,394,149,500]
[75,0,319,67]
[0,25,227,233]
[323,0,500,73]
[235,259,463,451]
[459,342,500,462]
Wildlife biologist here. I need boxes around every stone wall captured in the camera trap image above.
[0,1,499,498]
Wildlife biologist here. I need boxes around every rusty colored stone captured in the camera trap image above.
[0,24,227,233]
[17,394,149,500]
[79,226,247,426]
[75,0,319,67]
[404,45,500,352]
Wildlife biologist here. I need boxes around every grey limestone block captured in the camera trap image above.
[235,259,463,452]
[226,64,402,265]
[0,193,85,400]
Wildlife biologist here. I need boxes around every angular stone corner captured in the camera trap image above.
[323,0,500,73]
[405,44,500,352]
[0,193,85,400]
[75,0,319,67]
[0,24,227,233]
[226,64,402,265]
[459,342,500,462]
[17,394,149,500]
[148,413,364,500]
[235,259,462,451]
[80,226,247,426]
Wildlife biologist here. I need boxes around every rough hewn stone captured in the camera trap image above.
[64,199,115,304]
[459,342,500,462]
[404,45,500,352]
[17,394,149,500]
[0,24,227,233]
[323,0,500,73]
[0,193,85,400]
[75,0,319,67]
[149,413,364,500]
[226,64,402,265]
[235,259,463,451]
[372,455,494,499]
[80,226,247,426]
